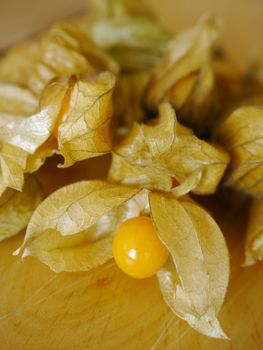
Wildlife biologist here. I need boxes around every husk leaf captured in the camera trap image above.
[15,181,142,272]
[149,192,229,338]
[109,103,229,195]
[0,175,43,241]
[0,72,116,189]
[0,23,119,96]
[89,17,170,71]
[57,71,116,167]
[144,14,222,134]
[217,106,263,197]
[0,83,37,116]
[0,143,28,191]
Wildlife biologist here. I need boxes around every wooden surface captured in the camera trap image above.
[0,156,263,349]
[0,0,86,50]
[1,1,263,349]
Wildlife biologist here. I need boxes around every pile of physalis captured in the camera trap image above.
[1,0,263,341]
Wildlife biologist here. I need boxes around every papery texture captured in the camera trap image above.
[86,0,155,20]
[149,192,229,338]
[0,176,43,241]
[109,103,229,194]
[0,23,118,96]
[0,41,39,86]
[144,14,222,134]
[89,17,170,71]
[57,71,116,167]
[85,0,169,71]
[0,72,116,189]
[217,106,263,197]
[0,79,63,189]
[0,143,28,191]
[0,83,37,116]
[15,181,142,272]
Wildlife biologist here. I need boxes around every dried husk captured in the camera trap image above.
[0,143,28,191]
[83,0,169,71]
[0,22,118,173]
[25,139,57,174]
[0,79,63,190]
[0,23,119,96]
[0,72,115,190]
[144,14,223,135]
[109,103,229,195]
[57,71,116,167]
[0,6,240,342]
[149,192,229,338]
[89,16,170,71]
[0,91,60,155]
[0,83,37,116]
[0,175,43,241]
[217,106,263,197]
[0,41,39,87]
[15,181,144,272]
[86,0,155,20]
[244,199,263,265]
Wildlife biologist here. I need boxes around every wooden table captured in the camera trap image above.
[1,1,263,349]
[0,156,262,349]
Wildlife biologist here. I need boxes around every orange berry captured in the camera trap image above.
[113,216,169,279]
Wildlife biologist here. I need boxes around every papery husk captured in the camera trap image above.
[109,103,229,195]
[89,17,169,52]
[0,143,28,191]
[86,0,155,20]
[0,96,59,155]
[0,23,119,97]
[0,72,115,189]
[15,181,144,272]
[244,199,263,265]
[144,14,222,135]
[0,75,74,159]
[25,139,58,174]
[0,80,63,190]
[0,175,43,241]
[149,192,229,339]
[57,71,116,167]
[82,0,170,71]
[109,152,172,192]
[29,23,119,95]
[0,41,39,87]
[89,16,170,71]
[0,83,38,116]
[217,106,263,197]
